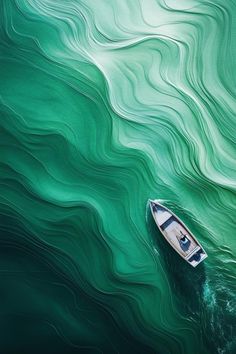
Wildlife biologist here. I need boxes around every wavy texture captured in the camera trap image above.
[0,0,236,353]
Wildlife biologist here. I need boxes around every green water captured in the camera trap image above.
[0,0,236,353]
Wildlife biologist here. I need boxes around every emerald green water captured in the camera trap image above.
[1,1,236,353]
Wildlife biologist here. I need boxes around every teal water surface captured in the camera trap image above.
[0,0,236,353]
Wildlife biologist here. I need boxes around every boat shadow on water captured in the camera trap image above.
[147,209,206,315]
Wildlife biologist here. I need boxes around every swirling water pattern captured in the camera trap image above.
[0,0,236,353]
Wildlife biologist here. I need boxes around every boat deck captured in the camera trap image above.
[154,212,199,258]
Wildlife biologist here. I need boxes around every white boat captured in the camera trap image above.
[149,200,207,267]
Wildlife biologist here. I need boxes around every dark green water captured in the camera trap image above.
[1,1,236,353]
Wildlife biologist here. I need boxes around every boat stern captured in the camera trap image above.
[187,248,208,267]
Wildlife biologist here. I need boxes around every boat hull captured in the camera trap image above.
[149,200,207,267]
